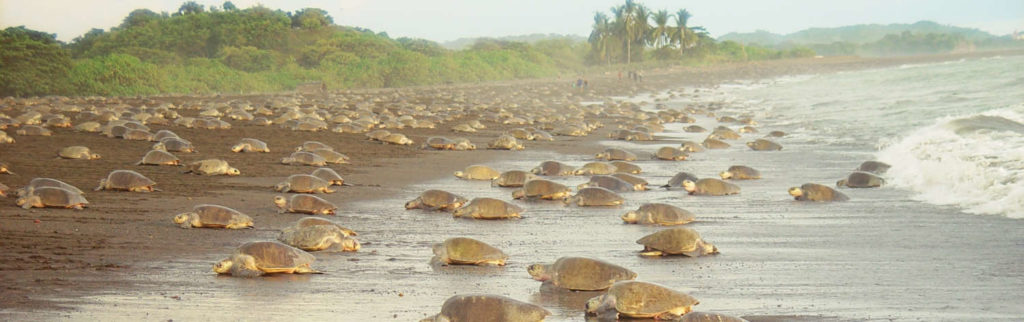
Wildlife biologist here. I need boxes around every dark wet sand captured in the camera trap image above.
[1,51,1021,321]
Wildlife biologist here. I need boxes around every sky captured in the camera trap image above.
[1,0,1022,43]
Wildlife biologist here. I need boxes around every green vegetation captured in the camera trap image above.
[719,20,1022,56]
[3,1,812,97]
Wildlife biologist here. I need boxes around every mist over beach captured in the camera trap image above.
[1,1,1023,321]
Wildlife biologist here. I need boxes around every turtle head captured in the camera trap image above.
[530,167,542,175]
[404,198,421,209]
[584,294,614,316]
[16,195,39,209]
[172,213,192,226]
[89,153,102,160]
[576,182,591,190]
[274,182,289,192]
[526,263,550,281]
[701,240,719,256]
[341,237,361,252]
[230,143,245,152]
[633,183,647,191]
[788,187,804,198]
[453,171,465,179]
[227,167,241,176]
[745,141,756,148]
[213,258,233,274]
[451,205,469,217]
[719,171,733,179]
[594,152,607,159]
[681,180,697,192]
[836,179,847,187]
[273,196,288,210]
[280,157,294,164]
[621,210,639,223]
[151,142,165,151]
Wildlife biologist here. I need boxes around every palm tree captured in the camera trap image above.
[672,9,693,56]
[612,0,638,65]
[589,12,613,65]
[633,4,652,51]
[650,9,671,48]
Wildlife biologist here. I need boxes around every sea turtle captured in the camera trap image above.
[366,129,392,141]
[857,160,891,174]
[527,256,637,291]
[15,187,88,210]
[451,123,477,133]
[275,174,335,193]
[682,179,740,196]
[709,127,741,140]
[231,138,270,152]
[595,148,638,161]
[381,133,414,145]
[57,146,101,160]
[530,130,554,141]
[185,159,240,176]
[311,167,347,186]
[680,312,750,322]
[452,197,523,219]
[454,165,501,180]
[574,162,618,176]
[684,125,707,133]
[702,138,731,149]
[565,187,624,206]
[585,281,700,320]
[310,149,350,164]
[420,294,550,322]
[719,165,761,180]
[680,141,705,153]
[488,134,524,150]
[654,146,689,161]
[173,204,253,229]
[531,161,576,176]
[637,227,719,257]
[577,175,636,192]
[512,179,571,200]
[789,183,849,202]
[405,189,468,211]
[15,178,84,197]
[0,131,13,144]
[505,128,534,140]
[837,171,885,188]
[137,150,181,166]
[610,161,642,174]
[152,138,195,153]
[622,203,696,226]
[152,129,180,141]
[274,194,338,215]
[73,122,102,133]
[213,241,320,277]
[16,125,52,136]
[281,151,327,166]
[94,170,158,192]
[765,130,786,137]
[431,237,507,266]
[491,170,537,187]
[297,141,333,152]
[278,222,360,252]
[0,182,7,197]
[747,138,782,151]
[450,137,476,150]
[423,136,459,150]
[738,126,758,134]
[611,173,648,191]
[122,129,154,141]
[662,172,699,190]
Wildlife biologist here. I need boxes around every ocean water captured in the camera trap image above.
[706,55,1024,219]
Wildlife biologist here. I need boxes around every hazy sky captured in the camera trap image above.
[1,0,1021,42]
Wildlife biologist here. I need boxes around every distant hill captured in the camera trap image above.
[719,21,996,46]
[442,33,586,50]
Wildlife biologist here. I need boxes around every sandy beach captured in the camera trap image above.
[2,51,1022,321]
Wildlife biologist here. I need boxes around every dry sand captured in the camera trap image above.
[1,51,1021,321]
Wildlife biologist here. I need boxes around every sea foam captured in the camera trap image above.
[876,107,1024,218]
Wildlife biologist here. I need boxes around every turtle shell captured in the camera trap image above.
[608,281,699,318]
[453,198,523,219]
[722,166,760,180]
[655,147,688,160]
[690,179,740,196]
[839,172,884,188]
[747,139,782,151]
[284,151,326,165]
[279,174,331,193]
[433,237,507,265]
[797,183,849,201]
[610,161,642,174]
[457,165,500,180]
[31,187,88,207]
[193,204,248,227]
[637,228,708,255]
[575,162,617,175]
[431,294,550,322]
[311,167,345,185]
[412,189,467,210]
[857,161,890,174]
[492,170,535,187]
[139,150,180,165]
[515,179,570,199]
[571,187,623,206]
[579,175,634,192]
[547,257,637,291]
[664,172,699,189]
[235,241,315,272]
[21,178,84,196]
[101,170,156,190]
[532,161,575,176]
[680,312,749,322]
[293,217,356,235]
[289,194,337,213]
[631,203,696,225]
[611,173,648,188]
[298,141,333,151]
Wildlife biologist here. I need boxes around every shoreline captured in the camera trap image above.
[0,51,1018,319]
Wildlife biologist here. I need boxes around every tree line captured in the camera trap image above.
[1,1,813,97]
